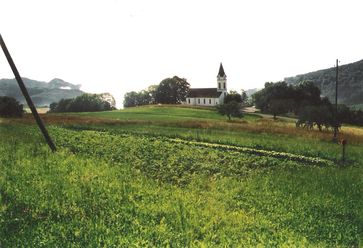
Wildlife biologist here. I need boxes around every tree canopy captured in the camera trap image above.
[216,101,243,120]
[123,76,190,107]
[224,91,242,104]
[253,81,323,116]
[49,94,115,113]
[154,76,190,104]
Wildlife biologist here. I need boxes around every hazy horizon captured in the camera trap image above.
[1,0,363,107]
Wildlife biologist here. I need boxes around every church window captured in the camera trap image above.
[198,99,200,104]
[209,99,211,104]
[188,99,190,104]
[218,83,221,89]
[223,83,226,89]
[203,99,206,104]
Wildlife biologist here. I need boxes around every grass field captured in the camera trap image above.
[1,105,362,246]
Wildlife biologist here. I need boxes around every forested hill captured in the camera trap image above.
[285,59,363,106]
[0,78,83,106]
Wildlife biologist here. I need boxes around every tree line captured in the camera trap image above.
[252,81,363,129]
[49,94,115,113]
[123,76,190,107]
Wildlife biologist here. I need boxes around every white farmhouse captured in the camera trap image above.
[184,63,227,106]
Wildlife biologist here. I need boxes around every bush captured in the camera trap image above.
[0,96,24,117]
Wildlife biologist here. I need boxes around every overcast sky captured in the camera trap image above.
[1,0,363,107]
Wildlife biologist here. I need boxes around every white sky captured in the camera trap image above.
[1,0,363,107]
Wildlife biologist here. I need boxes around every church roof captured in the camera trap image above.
[186,88,222,98]
[217,63,226,77]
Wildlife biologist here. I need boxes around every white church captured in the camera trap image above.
[184,63,227,106]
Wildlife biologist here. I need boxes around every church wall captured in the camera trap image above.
[184,97,220,106]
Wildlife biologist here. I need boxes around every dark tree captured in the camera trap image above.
[266,99,293,119]
[155,76,190,104]
[253,81,294,112]
[294,81,322,112]
[216,101,243,120]
[123,86,158,108]
[0,96,24,117]
[297,104,335,131]
[49,94,114,113]
[224,91,242,104]
[49,98,73,112]
[253,81,324,117]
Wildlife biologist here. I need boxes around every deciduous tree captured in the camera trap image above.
[155,76,190,104]
[216,101,243,120]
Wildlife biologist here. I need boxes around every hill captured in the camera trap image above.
[285,59,363,106]
[0,77,83,106]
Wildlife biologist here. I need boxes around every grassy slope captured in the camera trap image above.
[1,106,363,246]
[72,105,260,122]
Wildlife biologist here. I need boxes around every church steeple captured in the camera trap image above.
[217,63,226,77]
[217,62,227,92]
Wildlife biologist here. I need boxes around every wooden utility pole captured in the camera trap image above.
[0,34,56,152]
[333,59,339,141]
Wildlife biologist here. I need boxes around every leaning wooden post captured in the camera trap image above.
[0,34,56,152]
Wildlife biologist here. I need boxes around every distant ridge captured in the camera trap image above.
[285,59,363,105]
[0,77,84,106]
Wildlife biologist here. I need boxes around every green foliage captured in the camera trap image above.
[0,124,362,246]
[155,76,190,104]
[295,81,322,109]
[123,86,157,107]
[224,91,242,104]
[253,81,323,115]
[253,81,295,113]
[337,104,363,126]
[0,96,24,117]
[216,101,243,120]
[123,76,190,107]
[297,104,335,131]
[266,99,293,119]
[49,94,115,113]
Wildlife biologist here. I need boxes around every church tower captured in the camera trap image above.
[217,63,227,92]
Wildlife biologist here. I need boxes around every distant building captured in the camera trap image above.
[184,63,227,106]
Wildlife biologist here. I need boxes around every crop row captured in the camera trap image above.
[50,127,330,185]
[62,125,334,166]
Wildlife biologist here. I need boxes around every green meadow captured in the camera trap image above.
[1,106,362,247]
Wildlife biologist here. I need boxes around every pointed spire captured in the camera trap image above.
[217,62,226,77]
